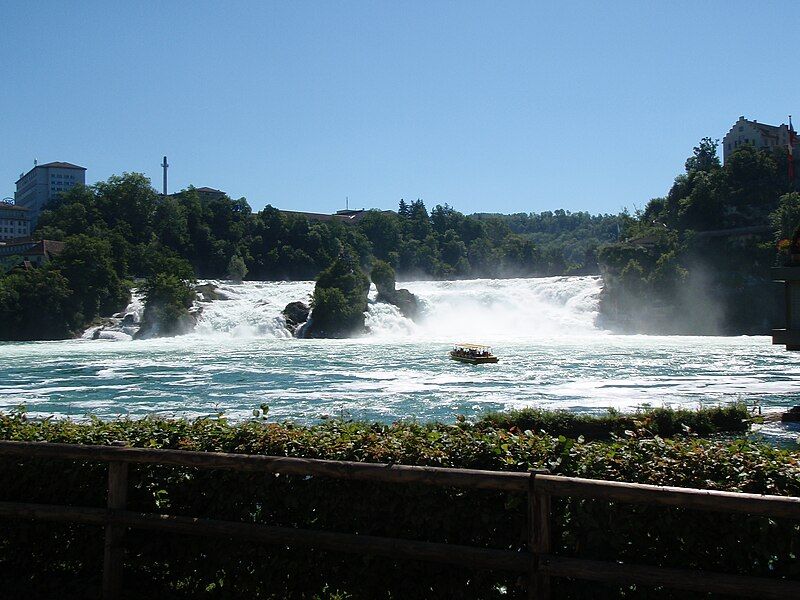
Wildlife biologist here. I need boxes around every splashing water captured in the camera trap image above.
[187,276,603,341]
[193,280,314,338]
[2,277,797,444]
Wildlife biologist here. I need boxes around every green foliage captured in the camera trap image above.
[308,251,370,337]
[138,273,197,337]
[770,192,800,242]
[53,234,130,321]
[0,267,79,340]
[598,139,797,334]
[476,404,750,440]
[369,259,395,293]
[35,172,624,291]
[0,408,796,599]
[684,137,721,173]
[226,254,248,282]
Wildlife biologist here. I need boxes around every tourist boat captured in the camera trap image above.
[449,343,499,364]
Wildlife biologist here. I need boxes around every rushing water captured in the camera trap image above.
[1,277,798,441]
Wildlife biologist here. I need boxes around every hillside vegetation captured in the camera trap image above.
[1,136,797,339]
[598,139,799,334]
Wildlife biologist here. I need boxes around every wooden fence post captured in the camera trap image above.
[103,457,128,600]
[529,473,551,600]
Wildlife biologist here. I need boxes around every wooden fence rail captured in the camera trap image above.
[0,441,798,600]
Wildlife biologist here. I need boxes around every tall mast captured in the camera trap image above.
[161,156,169,195]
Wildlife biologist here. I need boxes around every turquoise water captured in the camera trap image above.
[2,278,798,441]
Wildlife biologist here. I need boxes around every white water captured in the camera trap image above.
[194,280,315,338]
[1,277,797,443]
[189,276,603,341]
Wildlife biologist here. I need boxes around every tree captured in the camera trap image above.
[307,250,370,337]
[138,273,197,338]
[370,259,395,292]
[685,137,721,173]
[358,211,401,260]
[0,267,79,340]
[398,199,410,218]
[770,192,800,241]
[54,234,130,322]
[227,254,248,282]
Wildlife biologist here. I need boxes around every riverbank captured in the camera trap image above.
[0,405,797,599]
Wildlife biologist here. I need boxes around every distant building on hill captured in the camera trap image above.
[722,116,798,162]
[14,161,86,227]
[194,187,226,201]
[0,204,31,241]
[277,208,392,224]
[0,239,64,271]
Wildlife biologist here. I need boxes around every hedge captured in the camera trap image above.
[0,407,797,599]
[475,403,751,439]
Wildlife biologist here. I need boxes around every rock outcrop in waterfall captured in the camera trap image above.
[304,251,370,338]
[370,260,420,320]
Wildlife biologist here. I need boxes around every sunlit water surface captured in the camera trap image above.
[1,278,797,442]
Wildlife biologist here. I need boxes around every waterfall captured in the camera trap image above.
[192,276,602,340]
[193,280,315,338]
[365,276,603,340]
[82,276,603,341]
[81,293,145,341]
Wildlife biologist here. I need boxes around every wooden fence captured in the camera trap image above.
[0,440,798,599]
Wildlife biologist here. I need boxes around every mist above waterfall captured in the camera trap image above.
[191,276,603,340]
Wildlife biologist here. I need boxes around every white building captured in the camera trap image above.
[14,161,86,227]
[722,116,798,162]
[0,204,31,241]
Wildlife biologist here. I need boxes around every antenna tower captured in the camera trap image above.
[161,156,169,195]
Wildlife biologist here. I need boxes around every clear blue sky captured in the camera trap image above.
[2,1,798,215]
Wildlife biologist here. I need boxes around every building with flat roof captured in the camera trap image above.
[722,116,798,162]
[0,203,31,241]
[14,161,86,227]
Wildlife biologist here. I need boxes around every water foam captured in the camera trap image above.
[193,280,315,338]
[189,276,603,340]
[366,276,603,340]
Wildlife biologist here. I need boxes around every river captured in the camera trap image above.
[2,277,798,441]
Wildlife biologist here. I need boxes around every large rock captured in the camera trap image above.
[781,406,800,422]
[134,306,201,340]
[304,252,370,338]
[378,287,420,320]
[195,283,229,302]
[371,261,420,320]
[283,301,310,335]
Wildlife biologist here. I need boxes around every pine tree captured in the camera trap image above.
[398,198,409,218]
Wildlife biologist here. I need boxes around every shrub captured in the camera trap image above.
[137,273,197,338]
[476,404,750,440]
[0,409,797,599]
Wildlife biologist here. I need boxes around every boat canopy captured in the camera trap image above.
[453,343,492,350]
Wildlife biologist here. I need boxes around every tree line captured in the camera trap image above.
[597,138,800,334]
[0,135,793,340]
[0,173,622,340]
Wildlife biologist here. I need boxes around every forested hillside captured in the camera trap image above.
[0,173,620,340]
[2,135,795,341]
[597,139,800,334]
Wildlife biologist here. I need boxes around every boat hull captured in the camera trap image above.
[450,353,499,364]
